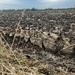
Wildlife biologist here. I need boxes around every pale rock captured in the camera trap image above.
[50,33,58,40]
[42,31,49,39]
[35,38,42,48]
[30,37,36,44]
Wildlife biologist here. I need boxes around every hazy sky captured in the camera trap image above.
[0,0,75,9]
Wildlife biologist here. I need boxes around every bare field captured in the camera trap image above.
[0,9,75,75]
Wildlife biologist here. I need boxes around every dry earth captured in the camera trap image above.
[0,9,75,75]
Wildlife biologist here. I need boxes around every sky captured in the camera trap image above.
[0,0,75,9]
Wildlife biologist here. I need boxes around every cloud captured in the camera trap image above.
[38,0,65,3]
[0,0,21,9]
[0,0,12,4]
[0,0,19,4]
[41,0,59,2]
[48,0,59,2]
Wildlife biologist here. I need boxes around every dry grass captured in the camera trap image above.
[0,47,41,75]
[0,46,75,75]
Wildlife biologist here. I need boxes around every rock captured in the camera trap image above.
[30,37,42,48]
[30,37,36,44]
[61,38,74,55]
[35,38,42,48]
[24,30,30,42]
[61,45,74,55]
[63,38,70,47]
[42,31,49,39]
[41,32,58,52]
[50,33,58,40]
[9,32,14,37]
[37,30,42,38]
[70,23,75,30]
[42,37,55,51]
[30,30,35,37]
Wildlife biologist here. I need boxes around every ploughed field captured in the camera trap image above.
[0,9,75,75]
